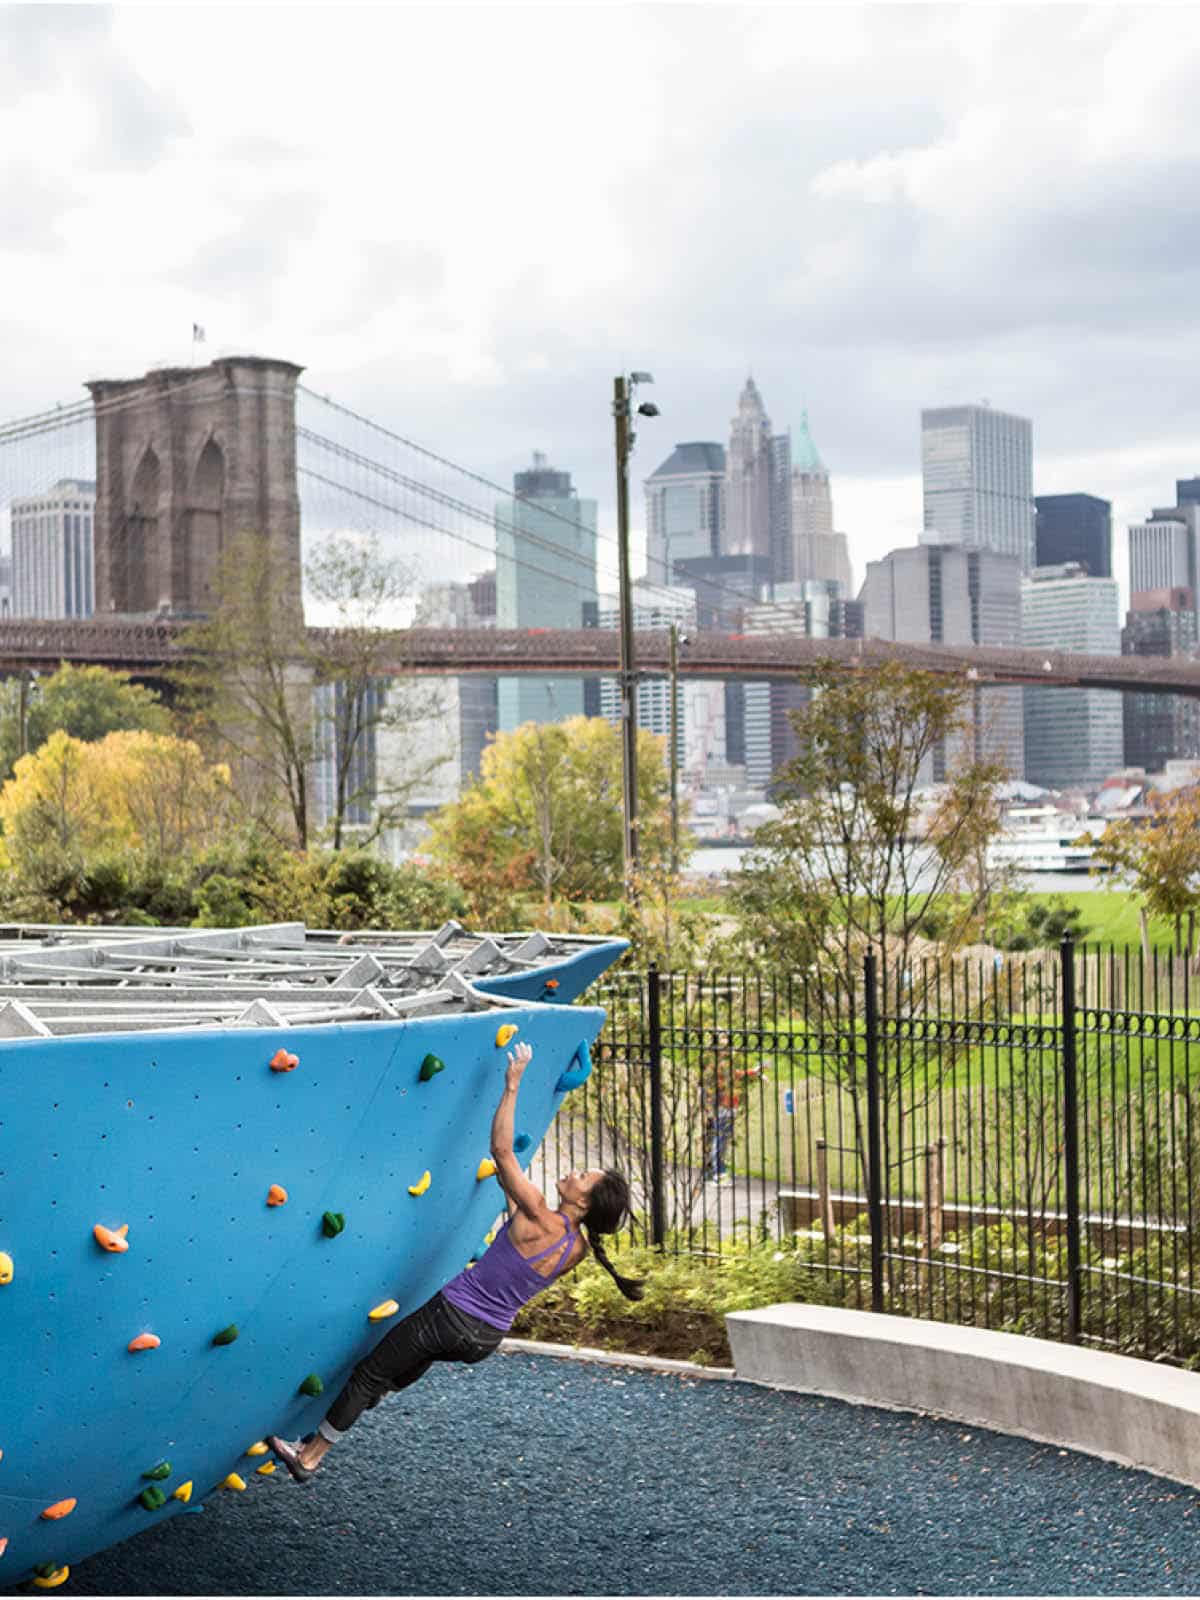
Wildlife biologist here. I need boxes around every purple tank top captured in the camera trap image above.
[441,1213,579,1332]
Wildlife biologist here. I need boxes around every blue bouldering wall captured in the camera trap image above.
[0,980,611,1583]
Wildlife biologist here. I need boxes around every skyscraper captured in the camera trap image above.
[1122,589,1200,773]
[11,478,95,618]
[921,404,1035,570]
[495,452,597,730]
[598,583,697,770]
[1034,493,1112,577]
[788,410,853,595]
[1128,507,1199,596]
[644,442,725,585]
[1021,565,1122,788]
[862,537,1024,779]
[725,378,773,562]
[743,579,864,790]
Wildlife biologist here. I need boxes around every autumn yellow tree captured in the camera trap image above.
[0,729,232,900]
[1093,787,1200,957]
[427,716,673,918]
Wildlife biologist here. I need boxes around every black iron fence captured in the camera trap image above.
[527,940,1200,1368]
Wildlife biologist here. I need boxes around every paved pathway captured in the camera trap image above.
[27,1351,1200,1596]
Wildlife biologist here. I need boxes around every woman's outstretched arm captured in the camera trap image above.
[490,1042,550,1222]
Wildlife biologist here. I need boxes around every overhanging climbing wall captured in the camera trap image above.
[0,957,613,1584]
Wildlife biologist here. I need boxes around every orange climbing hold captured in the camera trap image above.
[270,1048,299,1073]
[41,1499,76,1521]
[93,1223,129,1253]
[0,1536,7,1557]
[266,1184,288,1207]
[545,979,560,990]
[127,1333,160,1352]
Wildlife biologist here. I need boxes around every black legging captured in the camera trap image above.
[319,1292,503,1440]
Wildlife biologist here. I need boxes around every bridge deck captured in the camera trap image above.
[0,620,1194,695]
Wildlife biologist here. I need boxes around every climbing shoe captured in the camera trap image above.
[267,1435,315,1484]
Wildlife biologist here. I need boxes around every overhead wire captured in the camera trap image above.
[0,379,798,630]
[297,387,785,626]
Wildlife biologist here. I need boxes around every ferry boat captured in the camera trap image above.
[0,921,625,1587]
[985,807,1107,874]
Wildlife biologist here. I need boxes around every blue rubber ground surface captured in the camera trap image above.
[19,1350,1200,1596]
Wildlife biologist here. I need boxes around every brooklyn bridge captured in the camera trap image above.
[1,355,1196,701]
[0,615,1194,697]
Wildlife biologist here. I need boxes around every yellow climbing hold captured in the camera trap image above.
[408,1170,431,1196]
[256,1461,276,1476]
[246,1441,269,1456]
[0,1253,11,1285]
[33,1566,69,1589]
[222,1473,246,1492]
[368,1299,399,1322]
[93,1223,129,1254]
[172,1482,192,1504]
[476,1158,497,1180]
[484,1228,497,1246]
[495,1023,519,1048]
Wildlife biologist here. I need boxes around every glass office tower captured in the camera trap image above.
[921,404,1035,571]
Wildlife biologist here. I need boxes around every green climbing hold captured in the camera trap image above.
[34,1563,60,1578]
[212,1324,239,1346]
[139,1485,167,1511]
[141,1462,171,1480]
[321,1211,345,1238]
[298,1373,324,1397]
[418,1053,446,1082]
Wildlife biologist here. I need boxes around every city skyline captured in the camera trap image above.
[5,7,1200,606]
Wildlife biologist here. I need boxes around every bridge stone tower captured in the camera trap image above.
[87,355,304,617]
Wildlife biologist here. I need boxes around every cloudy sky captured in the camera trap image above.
[4,2,1200,597]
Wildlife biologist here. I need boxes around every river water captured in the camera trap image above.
[684,844,1106,895]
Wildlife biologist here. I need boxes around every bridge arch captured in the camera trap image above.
[183,436,225,614]
[126,446,161,614]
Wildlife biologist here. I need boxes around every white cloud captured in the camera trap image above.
[2,2,1200,601]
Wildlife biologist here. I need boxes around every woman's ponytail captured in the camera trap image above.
[583,1170,645,1302]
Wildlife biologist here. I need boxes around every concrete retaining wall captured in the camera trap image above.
[726,1302,1200,1489]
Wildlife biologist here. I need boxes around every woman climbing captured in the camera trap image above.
[269,1040,643,1482]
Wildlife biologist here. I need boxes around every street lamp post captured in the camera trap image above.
[668,620,680,877]
[612,370,659,900]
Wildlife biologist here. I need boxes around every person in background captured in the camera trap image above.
[705,1043,768,1185]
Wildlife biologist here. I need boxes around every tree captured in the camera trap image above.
[0,729,231,905]
[176,530,314,846]
[0,663,172,779]
[730,662,1009,979]
[180,532,446,850]
[726,663,1010,1193]
[1092,787,1200,957]
[426,716,673,918]
[307,537,449,850]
